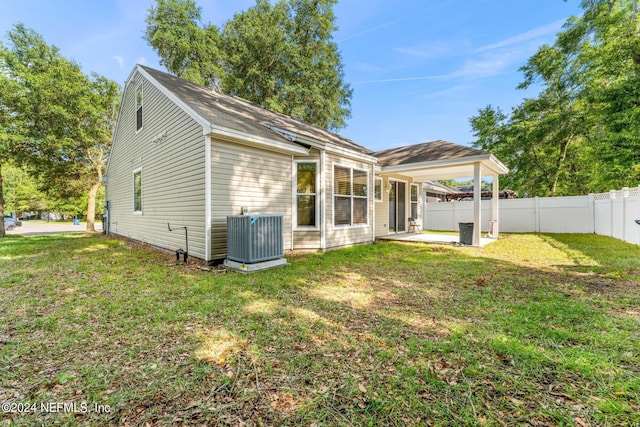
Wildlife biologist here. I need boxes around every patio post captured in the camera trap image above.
[491,174,499,238]
[473,162,482,246]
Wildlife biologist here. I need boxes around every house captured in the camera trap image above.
[422,181,459,203]
[105,65,508,262]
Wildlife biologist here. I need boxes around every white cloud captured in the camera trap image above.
[136,57,148,66]
[354,19,566,86]
[450,57,510,79]
[421,85,467,99]
[353,62,389,74]
[339,17,404,43]
[354,75,441,85]
[113,56,125,69]
[475,19,565,53]
[354,50,520,84]
[394,40,469,59]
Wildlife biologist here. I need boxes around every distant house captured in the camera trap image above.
[104,65,508,261]
[423,181,459,203]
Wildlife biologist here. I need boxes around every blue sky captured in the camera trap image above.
[0,0,583,151]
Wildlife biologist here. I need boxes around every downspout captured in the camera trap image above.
[102,176,109,235]
[104,200,110,234]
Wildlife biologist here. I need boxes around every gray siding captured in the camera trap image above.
[324,152,375,249]
[374,176,389,237]
[106,71,207,259]
[210,139,293,259]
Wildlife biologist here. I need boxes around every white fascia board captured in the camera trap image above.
[136,65,211,129]
[489,154,510,174]
[209,124,310,156]
[326,144,378,164]
[381,153,509,176]
[294,133,378,163]
[105,69,138,178]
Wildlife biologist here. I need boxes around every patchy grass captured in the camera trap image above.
[1,233,639,426]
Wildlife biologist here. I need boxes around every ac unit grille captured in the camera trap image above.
[227,215,284,263]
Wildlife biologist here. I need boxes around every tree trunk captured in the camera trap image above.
[549,137,572,196]
[0,162,5,237]
[85,181,102,232]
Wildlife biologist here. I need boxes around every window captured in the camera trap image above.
[410,184,419,219]
[295,162,317,228]
[374,177,382,202]
[136,85,143,131]
[334,165,368,226]
[133,169,142,213]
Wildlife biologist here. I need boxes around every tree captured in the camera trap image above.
[145,0,352,130]
[470,0,640,196]
[2,164,49,216]
[0,37,25,236]
[144,0,224,89]
[0,24,121,233]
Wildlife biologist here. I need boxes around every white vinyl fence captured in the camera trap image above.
[424,186,640,245]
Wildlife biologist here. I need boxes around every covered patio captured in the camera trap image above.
[375,140,509,246]
[377,231,497,247]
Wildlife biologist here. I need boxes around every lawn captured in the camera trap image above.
[1,233,639,426]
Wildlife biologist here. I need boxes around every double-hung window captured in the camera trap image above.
[295,162,317,228]
[410,184,419,219]
[334,165,368,226]
[374,177,382,202]
[133,168,143,214]
[136,85,143,131]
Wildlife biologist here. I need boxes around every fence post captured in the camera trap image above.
[588,193,595,234]
[535,196,540,233]
[638,185,640,246]
[609,190,616,237]
[622,187,629,243]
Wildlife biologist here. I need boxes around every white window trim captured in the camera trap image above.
[135,84,143,134]
[293,160,320,230]
[133,167,143,215]
[374,177,383,202]
[332,163,369,229]
[410,183,419,219]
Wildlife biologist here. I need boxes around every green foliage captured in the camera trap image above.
[0,24,121,229]
[145,0,351,130]
[1,233,639,425]
[470,0,640,196]
[144,0,223,89]
[2,165,48,214]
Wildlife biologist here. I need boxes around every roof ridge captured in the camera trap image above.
[138,65,372,155]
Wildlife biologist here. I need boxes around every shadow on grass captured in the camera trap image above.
[540,233,640,279]
[1,233,639,426]
[182,240,639,425]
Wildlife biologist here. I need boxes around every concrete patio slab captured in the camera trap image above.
[377,232,497,247]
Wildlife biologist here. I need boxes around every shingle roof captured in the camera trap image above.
[374,140,488,167]
[140,65,373,156]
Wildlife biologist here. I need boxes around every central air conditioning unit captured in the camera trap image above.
[224,214,287,272]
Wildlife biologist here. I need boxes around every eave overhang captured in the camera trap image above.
[380,153,509,181]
